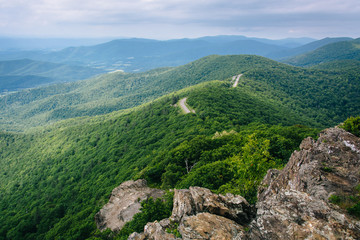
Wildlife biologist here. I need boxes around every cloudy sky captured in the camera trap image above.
[0,0,359,39]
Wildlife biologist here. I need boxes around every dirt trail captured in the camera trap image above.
[179,98,195,114]
[232,74,243,87]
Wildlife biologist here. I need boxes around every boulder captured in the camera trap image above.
[171,186,254,224]
[98,127,360,239]
[95,179,165,232]
[130,187,253,240]
[128,219,179,240]
[250,127,360,239]
[179,212,246,240]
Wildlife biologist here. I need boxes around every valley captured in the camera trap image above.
[0,35,359,240]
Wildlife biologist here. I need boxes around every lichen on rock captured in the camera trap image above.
[250,127,360,239]
[97,127,360,240]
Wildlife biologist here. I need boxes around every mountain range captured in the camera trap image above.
[0,35,359,240]
[285,38,360,66]
[0,54,359,131]
[0,36,349,73]
[0,35,355,95]
[0,59,105,94]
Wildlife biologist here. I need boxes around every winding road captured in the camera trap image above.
[232,74,243,87]
[178,74,242,114]
[179,97,195,114]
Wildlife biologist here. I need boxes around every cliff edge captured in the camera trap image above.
[96,127,360,239]
[250,127,360,239]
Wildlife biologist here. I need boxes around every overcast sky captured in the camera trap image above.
[0,0,359,39]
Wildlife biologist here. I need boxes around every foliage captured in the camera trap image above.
[0,55,280,131]
[328,184,360,219]
[217,133,280,203]
[340,116,360,137]
[241,64,360,127]
[165,220,182,238]
[0,80,319,239]
[329,194,342,204]
[1,54,360,131]
[285,38,360,67]
[2,53,359,239]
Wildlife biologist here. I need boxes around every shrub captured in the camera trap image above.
[340,116,360,137]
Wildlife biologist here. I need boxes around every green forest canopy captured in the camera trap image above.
[0,54,359,239]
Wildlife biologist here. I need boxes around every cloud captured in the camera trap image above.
[0,0,359,38]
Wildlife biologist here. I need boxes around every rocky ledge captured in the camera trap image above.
[249,127,360,239]
[96,127,360,239]
[95,179,165,232]
[128,187,254,240]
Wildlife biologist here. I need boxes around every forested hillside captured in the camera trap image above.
[0,55,359,131]
[0,53,359,239]
[0,80,319,240]
[0,55,285,130]
[285,38,360,67]
[268,37,352,60]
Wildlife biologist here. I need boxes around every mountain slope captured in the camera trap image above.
[285,38,360,66]
[0,55,285,130]
[39,38,287,71]
[0,75,52,94]
[1,54,359,131]
[0,79,319,240]
[1,53,360,239]
[0,59,105,93]
[196,35,315,47]
[311,59,360,71]
[267,37,352,60]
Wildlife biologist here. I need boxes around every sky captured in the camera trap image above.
[0,0,359,40]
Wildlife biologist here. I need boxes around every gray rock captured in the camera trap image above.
[103,127,360,240]
[250,128,360,239]
[130,187,252,240]
[95,179,165,232]
[128,219,179,240]
[179,212,246,240]
[171,186,254,224]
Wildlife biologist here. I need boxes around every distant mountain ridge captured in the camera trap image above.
[268,37,353,60]
[0,59,105,93]
[285,38,360,66]
[0,35,318,73]
[0,37,114,50]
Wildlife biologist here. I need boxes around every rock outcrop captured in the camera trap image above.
[95,179,165,232]
[98,127,360,239]
[171,187,254,224]
[250,127,360,239]
[129,186,253,240]
[128,219,179,240]
[179,212,246,239]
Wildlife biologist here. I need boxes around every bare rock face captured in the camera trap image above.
[130,186,253,240]
[128,219,179,240]
[180,212,246,240]
[171,186,254,224]
[98,127,360,239]
[95,179,165,232]
[250,127,360,239]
